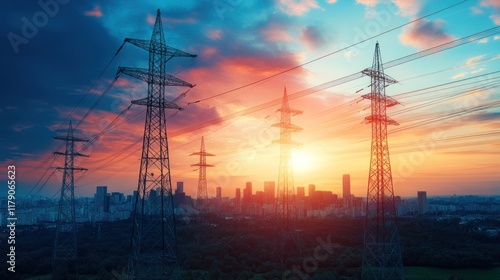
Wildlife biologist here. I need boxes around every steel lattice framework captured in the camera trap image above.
[120,9,196,280]
[361,43,405,280]
[272,87,302,264]
[52,121,87,280]
[190,136,215,215]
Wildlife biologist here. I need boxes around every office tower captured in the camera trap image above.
[235,188,241,211]
[216,186,222,201]
[244,182,252,203]
[308,184,316,197]
[417,191,428,215]
[264,181,276,204]
[296,187,305,197]
[175,182,184,194]
[343,174,351,209]
[95,186,108,213]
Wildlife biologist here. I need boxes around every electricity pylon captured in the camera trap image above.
[118,9,196,280]
[52,121,88,280]
[191,136,215,216]
[361,42,405,280]
[272,87,302,265]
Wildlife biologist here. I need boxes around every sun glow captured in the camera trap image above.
[292,149,315,172]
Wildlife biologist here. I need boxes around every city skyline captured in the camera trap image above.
[1,1,499,199]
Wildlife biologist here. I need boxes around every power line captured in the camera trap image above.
[186,0,470,104]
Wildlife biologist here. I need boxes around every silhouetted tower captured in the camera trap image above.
[52,121,88,280]
[118,9,196,280]
[272,87,302,264]
[190,136,215,215]
[361,43,405,280]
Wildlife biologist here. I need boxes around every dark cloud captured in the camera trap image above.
[0,1,122,161]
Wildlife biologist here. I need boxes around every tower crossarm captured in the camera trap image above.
[190,151,216,156]
[124,38,197,58]
[361,68,398,84]
[277,108,303,116]
[54,151,89,157]
[272,139,302,147]
[271,122,303,132]
[131,97,183,110]
[117,67,194,87]
[55,167,88,171]
[191,163,215,167]
[361,93,400,107]
[364,115,399,126]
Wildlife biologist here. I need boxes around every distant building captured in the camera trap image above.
[95,186,108,213]
[296,186,305,198]
[175,182,184,194]
[343,174,351,209]
[264,181,275,204]
[235,188,241,211]
[308,184,316,197]
[244,182,252,203]
[216,186,222,201]
[174,182,188,207]
[417,191,428,214]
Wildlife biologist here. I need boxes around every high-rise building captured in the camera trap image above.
[174,182,187,207]
[235,188,241,211]
[95,186,108,213]
[216,186,222,201]
[343,174,351,209]
[264,181,275,204]
[244,182,252,203]
[296,186,305,197]
[176,182,184,194]
[417,191,428,214]
[308,184,315,197]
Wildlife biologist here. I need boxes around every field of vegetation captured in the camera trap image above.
[3,216,499,279]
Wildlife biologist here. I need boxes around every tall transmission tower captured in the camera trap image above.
[52,121,88,280]
[361,42,405,280]
[272,87,302,264]
[118,9,196,280]
[190,136,215,215]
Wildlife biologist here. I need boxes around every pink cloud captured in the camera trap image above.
[202,47,217,57]
[399,19,454,50]
[300,26,326,50]
[392,0,420,16]
[279,0,320,15]
[84,5,103,17]
[146,14,155,25]
[261,23,294,42]
[481,0,500,7]
[481,0,500,24]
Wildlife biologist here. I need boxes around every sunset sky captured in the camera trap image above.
[1,0,499,199]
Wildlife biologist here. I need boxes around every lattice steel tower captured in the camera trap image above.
[52,121,88,280]
[361,43,405,280]
[118,9,196,280]
[191,136,215,215]
[272,87,302,264]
